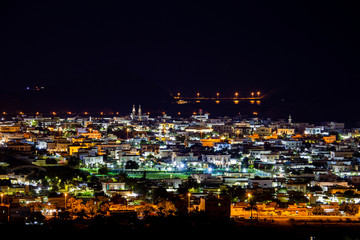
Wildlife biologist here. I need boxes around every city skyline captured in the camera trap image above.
[1,2,360,238]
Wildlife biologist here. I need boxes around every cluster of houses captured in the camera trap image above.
[0,108,360,223]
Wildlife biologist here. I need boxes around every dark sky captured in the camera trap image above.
[0,1,360,119]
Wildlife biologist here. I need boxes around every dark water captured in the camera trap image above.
[143,98,360,128]
[2,85,359,127]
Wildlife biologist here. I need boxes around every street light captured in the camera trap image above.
[126,128,130,139]
[1,193,4,205]
[235,92,238,98]
[251,92,254,98]
[188,193,191,214]
[64,193,68,209]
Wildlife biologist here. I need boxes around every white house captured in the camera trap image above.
[281,140,303,149]
[202,154,231,166]
[305,127,324,135]
[82,156,104,167]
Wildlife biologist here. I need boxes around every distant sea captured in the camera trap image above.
[1,86,359,128]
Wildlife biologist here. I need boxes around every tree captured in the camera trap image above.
[138,204,157,219]
[66,197,85,219]
[245,198,257,220]
[125,160,139,170]
[220,186,246,202]
[177,177,200,195]
[67,156,81,168]
[157,200,177,217]
[84,200,98,219]
[339,203,359,216]
[98,167,109,175]
[312,205,325,215]
[288,191,308,204]
[98,202,110,216]
[151,186,169,204]
[111,194,127,205]
[343,190,359,199]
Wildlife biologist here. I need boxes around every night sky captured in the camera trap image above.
[0,1,360,122]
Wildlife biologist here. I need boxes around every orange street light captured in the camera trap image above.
[64,193,68,209]
[188,193,191,213]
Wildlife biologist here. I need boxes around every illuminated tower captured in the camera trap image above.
[138,105,142,120]
[131,104,136,119]
[288,114,292,124]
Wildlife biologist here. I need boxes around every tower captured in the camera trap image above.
[138,105,142,117]
[288,114,292,124]
[131,104,136,119]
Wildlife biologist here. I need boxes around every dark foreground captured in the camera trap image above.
[3,217,360,240]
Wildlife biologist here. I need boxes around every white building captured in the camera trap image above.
[202,154,231,166]
[305,127,324,135]
[82,156,104,167]
[281,140,303,149]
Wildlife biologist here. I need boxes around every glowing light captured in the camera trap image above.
[215,100,220,104]
[234,100,239,104]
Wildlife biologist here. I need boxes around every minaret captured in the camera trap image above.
[288,114,292,124]
[131,104,136,119]
[138,105,142,120]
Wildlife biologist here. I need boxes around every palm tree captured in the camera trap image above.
[245,196,257,220]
